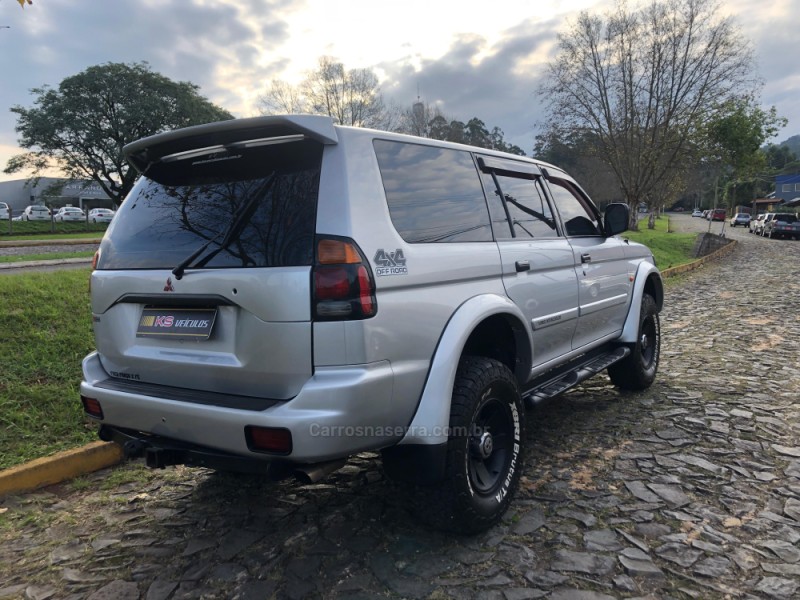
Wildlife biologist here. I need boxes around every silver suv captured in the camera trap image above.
[81,115,663,533]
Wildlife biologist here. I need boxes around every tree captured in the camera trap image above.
[703,96,786,208]
[539,0,756,227]
[5,62,232,204]
[260,57,397,130]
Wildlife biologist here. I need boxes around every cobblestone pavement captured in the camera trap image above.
[2,215,799,600]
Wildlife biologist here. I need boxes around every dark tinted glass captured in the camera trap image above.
[373,140,492,243]
[545,178,602,237]
[481,173,558,239]
[98,140,322,270]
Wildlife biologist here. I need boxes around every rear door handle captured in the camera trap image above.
[515,260,530,272]
[581,253,592,264]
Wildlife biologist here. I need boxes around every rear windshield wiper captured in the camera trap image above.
[171,174,275,280]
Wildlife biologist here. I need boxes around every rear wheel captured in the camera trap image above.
[608,294,660,390]
[415,356,525,534]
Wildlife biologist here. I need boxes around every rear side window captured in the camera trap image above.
[97,140,322,269]
[373,140,492,243]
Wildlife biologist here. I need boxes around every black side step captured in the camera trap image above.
[522,346,630,407]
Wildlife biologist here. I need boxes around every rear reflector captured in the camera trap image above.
[245,426,292,455]
[81,395,104,419]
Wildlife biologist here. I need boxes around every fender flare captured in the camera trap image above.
[398,294,532,446]
[619,261,663,344]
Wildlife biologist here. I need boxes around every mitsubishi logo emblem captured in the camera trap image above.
[164,277,175,292]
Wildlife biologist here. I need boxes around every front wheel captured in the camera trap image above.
[417,356,525,534]
[608,294,660,390]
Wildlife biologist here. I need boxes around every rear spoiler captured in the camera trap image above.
[123,115,338,174]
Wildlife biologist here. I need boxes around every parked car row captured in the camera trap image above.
[2,205,116,223]
[749,213,800,239]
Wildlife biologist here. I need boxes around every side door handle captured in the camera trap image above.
[581,253,592,264]
[515,260,530,272]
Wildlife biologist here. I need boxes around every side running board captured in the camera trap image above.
[522,346,631,407]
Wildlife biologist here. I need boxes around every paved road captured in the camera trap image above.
[1,215,799,599]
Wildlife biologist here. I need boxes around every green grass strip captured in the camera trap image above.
[0,251,96,264]
[624,216,696,270]
[0,269,97,469]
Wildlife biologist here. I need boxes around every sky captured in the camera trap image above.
[1,0,798,183]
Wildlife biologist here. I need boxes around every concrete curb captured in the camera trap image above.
[0,441,123,498]
[661,238,737,279]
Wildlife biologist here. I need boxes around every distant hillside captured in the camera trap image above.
[778,134,800,157]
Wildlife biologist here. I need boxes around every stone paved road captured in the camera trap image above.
[2,214,799,600]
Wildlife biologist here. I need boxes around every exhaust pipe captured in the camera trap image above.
[293,459,346,484]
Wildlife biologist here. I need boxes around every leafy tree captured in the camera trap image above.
[703,96,786,208]
[465,118,490,147]
[5,62,232,203]
[539,0,756,227]
[764,143,799,174]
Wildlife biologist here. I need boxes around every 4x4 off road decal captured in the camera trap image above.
[373,249,408,277]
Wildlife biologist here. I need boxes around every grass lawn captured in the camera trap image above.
[0,251,96,264]
[623,216,696,270]
[0,268,97,469]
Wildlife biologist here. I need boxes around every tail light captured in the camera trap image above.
[89,250,100,292]
[313,237,377,321]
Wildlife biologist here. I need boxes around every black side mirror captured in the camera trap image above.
[604,203,629,236]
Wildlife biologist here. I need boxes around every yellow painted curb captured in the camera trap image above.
[661,239,737,279]
[0,441,123,498]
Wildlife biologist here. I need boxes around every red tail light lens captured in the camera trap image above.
[245,426,292,454]
[313,237,377,321]
[81,395,104,419]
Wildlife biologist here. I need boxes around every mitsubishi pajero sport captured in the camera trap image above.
[81,115,663,533]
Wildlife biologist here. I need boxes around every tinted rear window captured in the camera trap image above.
[97,140,322,270]
[373,140,492,243]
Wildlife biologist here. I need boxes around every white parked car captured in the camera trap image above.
[691,209,703,217]
[0,202,9,220]
[54,207,87,222]
[729,213,751,227]
[88,208,115,223]
[21,205,51,221]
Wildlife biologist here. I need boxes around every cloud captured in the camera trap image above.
[379,17,561,153]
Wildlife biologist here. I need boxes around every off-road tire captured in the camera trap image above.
[413,356,525,534]
[608,294,660,390]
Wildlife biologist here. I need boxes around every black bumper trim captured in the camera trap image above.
[94,378,283,411]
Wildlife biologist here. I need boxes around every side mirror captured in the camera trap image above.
[604,203,629,236]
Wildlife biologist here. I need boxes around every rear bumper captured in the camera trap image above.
[81,351,402,463]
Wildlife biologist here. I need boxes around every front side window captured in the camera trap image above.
[97,140,322,270]
[373,140,492,243]
[545,177,602,237]
[481,172,559,239]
